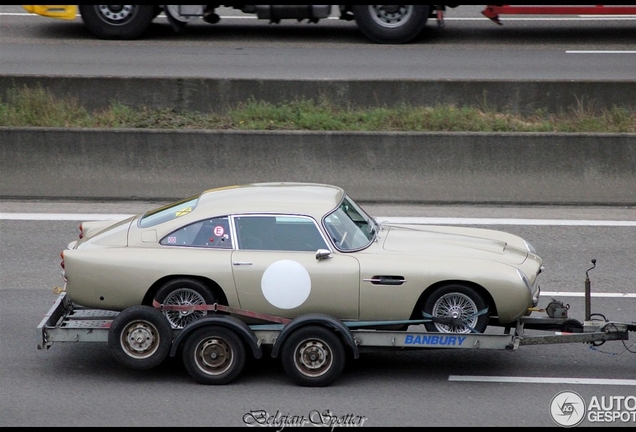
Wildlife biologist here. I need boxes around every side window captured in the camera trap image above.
[160,216,233,249]
[235,215,328,251]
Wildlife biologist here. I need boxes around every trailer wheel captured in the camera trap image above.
[352,5,430,44]
[78,5,156,40]
[182,326,246,385]
[423,284,489,334]
[281,325,346,387]
[154,278,218,329]
[108,305,172,370]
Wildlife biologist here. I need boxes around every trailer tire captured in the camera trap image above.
[79,5,156,40]
[182,326,246,385]
[352,5,430,44]
[422,284,489,334]
[281,325,346,387]
[108,305,172,370]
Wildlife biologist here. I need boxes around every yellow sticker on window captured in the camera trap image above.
[175,206,192,217]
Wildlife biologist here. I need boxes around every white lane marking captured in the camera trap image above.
[542,291,636,298]
[379,217,636,227]
[449,376,636,386]
[567,50,636,54]
[2,213,636,226]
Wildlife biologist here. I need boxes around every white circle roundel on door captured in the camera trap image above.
[261,260,311,309]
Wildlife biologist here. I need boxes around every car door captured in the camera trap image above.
[230,215,360,319]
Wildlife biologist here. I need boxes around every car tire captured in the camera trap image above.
[78,5,156,40]
[108,305,172,370]
[352,5,430,44]
[154,278,218,329]
[422,284,489,334]
[281,325,346,387]
[182,326,247,385]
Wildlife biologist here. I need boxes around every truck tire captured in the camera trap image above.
[154,278,218,329]
[281,325,346,387]
[422,284,489,334]
[352,5,430,44]
[78,5,156,40]
[182,326,247,385]
[108,305,172,370]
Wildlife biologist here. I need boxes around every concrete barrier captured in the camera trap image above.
[2,76,635,115]
[1,128,635,205]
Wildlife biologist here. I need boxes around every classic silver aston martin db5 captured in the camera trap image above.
[60,182,543,334]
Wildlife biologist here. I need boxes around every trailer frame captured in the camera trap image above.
[37,286,635,386]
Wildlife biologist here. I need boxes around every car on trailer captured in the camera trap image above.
[59,181,543,336]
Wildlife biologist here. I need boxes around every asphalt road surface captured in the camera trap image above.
[1,5,635,79]
[1,201,634,427]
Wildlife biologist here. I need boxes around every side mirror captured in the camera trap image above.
[315,249,332,260]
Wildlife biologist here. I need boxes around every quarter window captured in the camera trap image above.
[160,216,232,249]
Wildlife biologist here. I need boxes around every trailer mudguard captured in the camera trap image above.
[169,315,262,359]
[271,313,359,359]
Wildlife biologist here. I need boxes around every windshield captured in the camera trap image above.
[323,195,377,251]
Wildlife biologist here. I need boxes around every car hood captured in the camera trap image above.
[379,223,529,265]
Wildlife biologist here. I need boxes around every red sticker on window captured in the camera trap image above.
[213,226,225,237]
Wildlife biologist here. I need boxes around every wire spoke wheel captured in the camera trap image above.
[432,292,479,333]
[162,288,208,329]
[423,284,489,334]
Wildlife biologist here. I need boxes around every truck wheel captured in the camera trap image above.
[78,5,156,40]
[108,305,172,370]
[154,278,218,329]
[281,325,346,387]
[182,326,246,385]
[423,284,489,334]
[352,5,430,44]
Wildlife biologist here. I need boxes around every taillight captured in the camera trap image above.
[78,223,84,239]
[60,251,65,269]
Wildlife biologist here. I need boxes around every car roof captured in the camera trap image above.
[196,182,345,219]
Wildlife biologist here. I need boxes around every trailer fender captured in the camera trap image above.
[271,313,359,359]
[169,315,262,359]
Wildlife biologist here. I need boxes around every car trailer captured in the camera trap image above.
[37,260,635,387]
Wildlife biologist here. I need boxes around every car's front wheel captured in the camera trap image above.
[154,278,218,329]
[422,284,489,334]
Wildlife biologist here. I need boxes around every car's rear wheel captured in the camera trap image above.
[108,305,172,370]
[422,284,489,334]
[154,278,217,329]
[182,326,246,385]
[281,325,346,387]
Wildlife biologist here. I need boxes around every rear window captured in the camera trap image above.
[138,195,199,228]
